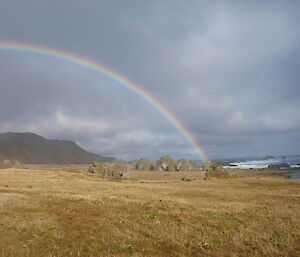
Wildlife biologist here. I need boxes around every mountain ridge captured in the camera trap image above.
[0,132,113,164]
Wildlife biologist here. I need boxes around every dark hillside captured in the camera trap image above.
[0,132,113,164]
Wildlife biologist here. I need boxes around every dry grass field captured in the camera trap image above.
[0,168,299,257]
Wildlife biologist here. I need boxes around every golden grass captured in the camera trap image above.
[0,168,299,257]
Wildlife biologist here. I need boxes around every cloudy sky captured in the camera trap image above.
[0,0,299,160]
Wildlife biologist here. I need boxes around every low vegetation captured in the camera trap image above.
[0,167,299,257]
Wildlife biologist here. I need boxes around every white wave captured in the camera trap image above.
[222,155,300,169]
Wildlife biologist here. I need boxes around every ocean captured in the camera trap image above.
[222,155,300,169]
[286,172,300,179]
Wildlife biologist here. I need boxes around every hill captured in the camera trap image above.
[0,132,113,164]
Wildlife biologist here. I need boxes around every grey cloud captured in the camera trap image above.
[0,0,299,160]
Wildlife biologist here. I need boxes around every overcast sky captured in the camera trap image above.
[0,0,299,160]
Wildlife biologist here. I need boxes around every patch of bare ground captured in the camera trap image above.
[0,168,299,257]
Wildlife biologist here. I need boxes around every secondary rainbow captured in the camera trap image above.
[0,41,208,161]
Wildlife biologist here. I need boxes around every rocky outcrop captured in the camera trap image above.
[205,162,230,179]
[267,163,291,169]
[190,161,208,171]
[134,158,155,171]
[176,159,192,171]
[88,161,130,180]
[0,159,24,169]
[156,156,176,171]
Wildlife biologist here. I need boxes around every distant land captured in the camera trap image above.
[0,132,113,164]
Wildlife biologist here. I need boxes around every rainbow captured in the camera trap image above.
[0,41,208,161]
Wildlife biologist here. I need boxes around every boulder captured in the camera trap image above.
[267,163,291,169]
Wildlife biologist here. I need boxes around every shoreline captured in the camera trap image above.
[228,167,300,179]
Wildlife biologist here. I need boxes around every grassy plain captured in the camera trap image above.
[0,167,299,257]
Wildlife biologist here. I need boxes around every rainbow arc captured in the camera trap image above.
[0,41,208,161]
